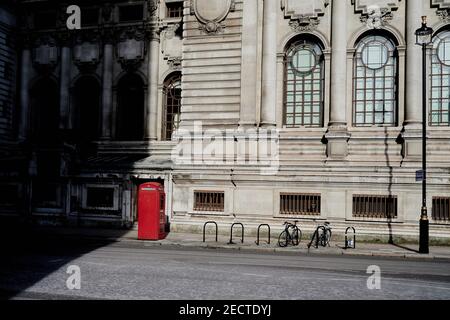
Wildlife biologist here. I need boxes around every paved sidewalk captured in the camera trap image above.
[24,226,450,261]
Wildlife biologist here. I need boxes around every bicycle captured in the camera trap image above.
[307,221,332,249]
[278,221,302,247]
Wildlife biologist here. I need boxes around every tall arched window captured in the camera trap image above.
[162,73,182,141]
[353,34,398,126]
[116,73,145,141]
[73,76,101,141]
[284,38,324,128]
[30,77,59,143]
[430,30,450,126]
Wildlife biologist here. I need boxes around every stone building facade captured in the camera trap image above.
[1,0,450,240]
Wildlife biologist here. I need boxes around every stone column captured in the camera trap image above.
[260,0,277,127]
[326,0,350,159]
[59,45,71,130]
[329,0,348,128]
[19,48,32,140]
[146,32,160,141]
[239,0,258,128]
[404,0,423,126]
[101,41,113,139]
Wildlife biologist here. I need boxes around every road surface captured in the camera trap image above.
[1,237,449,300]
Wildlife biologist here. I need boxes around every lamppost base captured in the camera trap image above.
[419,213,429,254]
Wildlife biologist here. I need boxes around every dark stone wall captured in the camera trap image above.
[0,4,17,142]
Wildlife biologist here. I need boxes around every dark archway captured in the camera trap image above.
[116,73,145,141]
[30,77,59,144]
[72,76,101,141]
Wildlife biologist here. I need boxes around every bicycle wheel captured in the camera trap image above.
[318,228,327,247]
[325,229,332,246]
[291,227,302,246]
[278,230,288,247]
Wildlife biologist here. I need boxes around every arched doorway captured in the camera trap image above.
[30,77,59,144]
[72,76,101,141]
[116,73,145,141]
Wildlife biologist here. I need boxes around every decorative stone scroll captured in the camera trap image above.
[73,33,101,72]
[352,0,401,29]
[117,27,146,71]
[32,36,58,72]
[281,0,330,32]
[190,0,236,34]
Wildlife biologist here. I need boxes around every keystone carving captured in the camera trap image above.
[352,0,401,29]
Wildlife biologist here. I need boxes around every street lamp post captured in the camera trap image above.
[415,16,433,254]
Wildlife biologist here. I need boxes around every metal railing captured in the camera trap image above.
[228,223,244,245]
[345,227,356,249]
[202,221,218,243]
[256,224,271,245]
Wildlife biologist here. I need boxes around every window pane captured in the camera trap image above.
[353,35,397,126]
[284,41,324,127]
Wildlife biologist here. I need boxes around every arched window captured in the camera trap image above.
[284,38,324,128]
[116,73,145,141]
[30,77,59,143]
[72,76,101,141]
[162,73,182,141]
[430,30,450,126]
[353,34,398,126]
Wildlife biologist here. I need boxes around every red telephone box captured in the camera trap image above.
[137,182,167,241]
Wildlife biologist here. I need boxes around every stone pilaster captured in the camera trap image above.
[59,45,71,130]
[326,0,350,159]
[19,47,32,141]
[402,0,424,161]
[146,30,160,141]
[239,0,259,128]
[101,41,114,140]
[260,0,277,128]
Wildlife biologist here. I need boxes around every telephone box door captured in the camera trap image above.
[137,182,167,240]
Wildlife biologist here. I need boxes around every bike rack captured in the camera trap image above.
[345,227,356,249]
[203,221,218,243]
[307,226,326,249]
[256,224,271,245]
[228,223,244,245]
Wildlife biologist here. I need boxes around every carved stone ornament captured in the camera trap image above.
[437,9,450,22]
[164,23,180,40]
[167,56,182,70]
[32,36,59,72]
[148,0,159,18]
[190,0,236,34]
[352,0,400,29]
[117,27,146,71]
[432,0,450,22]
[282,0,329,32]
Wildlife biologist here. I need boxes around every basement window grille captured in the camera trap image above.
[280,193,321,216]
[194,191,225,212]
[432,197,450,221]
[352,195,398,219]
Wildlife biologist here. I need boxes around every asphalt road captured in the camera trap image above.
[1,238,450,300]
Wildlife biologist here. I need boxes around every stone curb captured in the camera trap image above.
[30,231,450,262]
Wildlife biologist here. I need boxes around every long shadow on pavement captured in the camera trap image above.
[0,221,129,300]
